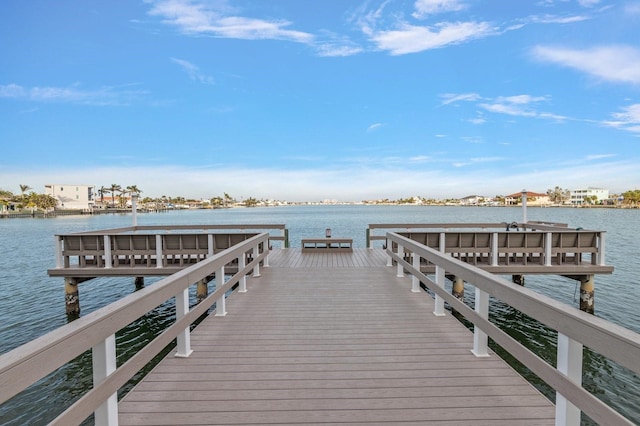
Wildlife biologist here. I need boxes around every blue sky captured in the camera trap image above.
[1,0,639,201]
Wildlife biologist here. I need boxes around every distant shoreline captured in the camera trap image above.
[1,203,637,219]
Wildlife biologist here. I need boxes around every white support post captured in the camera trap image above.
[386,240,393,267]
[104,235,112,269]
[597,232,605,266]
[396,245,404,278]
[264,242,270,267]
[216,266,227,316]
[556,333,583,426]
[491,232,499,266]
[411,252,420,293]
[522,189,528,224]
[56,236,63,268]
[131,193,138,226]
[207,234,214,257]
[175,288,193,357]
[472,287,490,357]
[433,233,446,316]
[93,335,117,426]
[545,232,553,266]
[156,234,163,268]
[252,246,261,277]
[239,252,247,293]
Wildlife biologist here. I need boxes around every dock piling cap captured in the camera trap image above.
[325,228,332,238]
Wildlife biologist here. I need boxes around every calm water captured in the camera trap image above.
[0,205,639,424]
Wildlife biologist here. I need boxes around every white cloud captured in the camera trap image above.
[442,92,569,122]
[171,58,214,84]
[585,154,616,160]
[529,14,590,24]
[367,123,384,132]
[495,95,548,104]
[413,0,466,19]
[0,83,145,105]
[479,95,548,117]
[147,0,313,43]
[371,21,494,54]
[603,104,640,133]
[578,0,601,7]
[316,43,363,57]
[440,92,482,105]
[532,45,640,84]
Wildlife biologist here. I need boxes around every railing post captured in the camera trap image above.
[264,241,270,267]
[491,232,498,266]
[545,232,553,266]
[284,228,289,249]
[411,251,420,293]
[366,228,371,248]
[93,334,117,426]
[175,288,193,357]
[207,234,214,257]
[104,235,112,268]
[472,287,489,357]
[386,239,393,267]
[252,245,261,277]
[434,233,446,316]
[155,234,163,268]
[396,245,404,277]
[216,266,227,316]
[556,333,583,426]
[55,236,63,268]
[239,252,247,293]
[597,232,605,266]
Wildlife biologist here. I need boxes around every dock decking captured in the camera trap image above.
[119,249,555,425]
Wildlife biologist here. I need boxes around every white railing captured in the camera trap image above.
[0,233,270,425]
[387,232,640,426]
[368,223,611,273]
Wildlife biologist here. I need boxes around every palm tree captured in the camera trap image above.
[125,185,142,196]
[19,184,32,202]
[108,184,122,208]
[98,186,107,207]
[223,192,233,208]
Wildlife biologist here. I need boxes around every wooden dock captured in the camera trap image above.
[118,249,555,425]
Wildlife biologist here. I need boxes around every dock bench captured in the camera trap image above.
[301,238,353,252]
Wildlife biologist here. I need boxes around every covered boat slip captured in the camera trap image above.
[118,251,555,425]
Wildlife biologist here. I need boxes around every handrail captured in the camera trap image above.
[367,222,577,248]
[387,232,639,426]
[63,224,289,247]
[0,232,270,425]
[366,224,610,272]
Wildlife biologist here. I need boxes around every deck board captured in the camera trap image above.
[119,249,555,425]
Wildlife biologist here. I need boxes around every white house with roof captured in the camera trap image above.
[45,184,96,210]
[459,195,485,205]
[570,187,609,205]
[504,191,551,206]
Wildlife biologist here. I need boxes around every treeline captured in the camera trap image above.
[0,185,57,210]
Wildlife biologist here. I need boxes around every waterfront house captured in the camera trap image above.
[570,187,610,205]
[504,191,551,206]
[44,184,95,211]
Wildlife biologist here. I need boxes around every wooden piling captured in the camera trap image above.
[512,274,525,286]
[134,277,144,290]
[64,277,80,316]
[452,276,464,301]
[580,275,595,314]
[196,279,208,303]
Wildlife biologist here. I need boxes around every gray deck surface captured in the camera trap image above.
[119,248,555,425]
